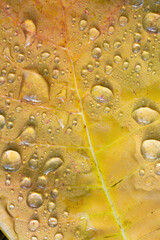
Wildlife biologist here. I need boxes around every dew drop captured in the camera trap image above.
[92,47,102,58]
[18,126,36,144]
[1,150,21,172]
[22,19,36,46]
[7,73,15,83]
[0,76,5,85]
[103,42,110,51]
[123,61,129,70]
[141,139,160,162]
[29,155,39,170]
[155,162,160,175]
[43,157,63,175]
[52,69,60,79]
[55,233,63,240]
[91,85,113,103]
[0,115,5,129]
[79,20,87,31]
[131,0,144,9]
[132,107,159,125]
[89,28,100,41]
[105,65,113,75]
[47,201,56,213]
[28,219,40,232]
[143,13,160,33]
[141,50,150,61]
[20,176,32,189]
[37,175,47,189]
[41,52,50,60]
[132,43,141,54]
[119,16,128,27]
[27,192,43,208]
[113,55,122,63]
[48,217,58,227]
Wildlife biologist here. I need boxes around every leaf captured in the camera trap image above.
[0,0,160,240]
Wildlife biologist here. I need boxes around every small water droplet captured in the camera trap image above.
[41,52,50,60]
[52,69,60,79]
[79,20,87,31]
[22,19,36,46]
[43,157,63,175]
[119,16,128,27]
[7,73,15,83]
[105,65,113,75]
[20,176,32,189]
[28,219,40,232]
[132,43,141,54]
[37,175,47,189]
[123,61,129,70]
[103,42,110,51]
[113,55,122,63]
[0,115,5,129]
[92,47,102,58]
[47,201,56,213]
[155,162,160,175]
[141,50,150,61]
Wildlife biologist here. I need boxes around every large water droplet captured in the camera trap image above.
[27,192,43,208]
[143,13,160,33]
[0,115,5,129]
[91,85,113,103]
[89,28,100,41]
[141,140,160,162]
[48,217,58,227]
[43,157,63,175]
[18,126,36,144]
[132,107,159,125]
[131,0,144,9]
[22,19,36,46]
[28,219,40,232]
[1,150,21,172]
[20,70,49,103]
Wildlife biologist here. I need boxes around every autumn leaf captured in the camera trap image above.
[0,0,160,239]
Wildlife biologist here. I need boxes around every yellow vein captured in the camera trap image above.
[59,1,127,239]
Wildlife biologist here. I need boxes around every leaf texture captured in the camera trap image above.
[0,0,160,239]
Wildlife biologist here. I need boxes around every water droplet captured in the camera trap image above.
[27,192,43,208]
[51,189,59,198]
[123,61,129,70]
[79,20,87,31]
[143,13,160,33]
[119,16,128,27]
[89,28,100,41]
[0,115,5,129]
[20,70,49,103]
[105,65,113,75]
[155,162,160,175]
[132,43,141,54]
[28,219,40,232]
[43,157,63,175]
[103,42,110,51]
[131,0,144,9]
[87,64,93,72]
[114,41,121,49]
[20,176,32,189]
[7,73,15,83]
[41,52,50,60]
[1,150,21,172]
[9,203,15,210]
[55,233,63,240]
[18,126,36,144]
[47,201,56,213]
[22,19,36,46]
[29,155,38,170]
[48,217,58,227]
[113,55,122,63]
[141,140,160,162]
[139,168,145,176]
[104,107,110,114]
[17,53,24,63]
[92,47,102,58]
[37,175,47,189]
[141,50,150,61]
[52,69,60,79]
[0,76,5,85]
[135,64,141,72]
[132,107,159,125]
[91,85,113,103]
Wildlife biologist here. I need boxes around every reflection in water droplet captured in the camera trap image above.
[143,13,160,33]
[28,219,40,232]
[27,192,43,208]
[89,28,100,41]
[43,157,63,175]
[48,217,58,227]
[91,85,113,103]
[0,115,5,129]
[132,107,159,125]
[141,140,160,162]
[79,20,87,31]
[1,150,21,172]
